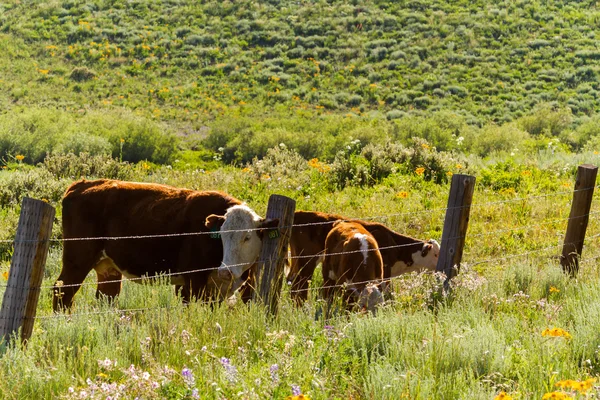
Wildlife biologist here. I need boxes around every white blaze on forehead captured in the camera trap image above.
[219,204,264,279]
[354,233,369,264]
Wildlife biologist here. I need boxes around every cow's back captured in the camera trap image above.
[61,178,241,282]
[323,221,383,284]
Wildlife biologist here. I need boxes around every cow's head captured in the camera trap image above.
[206,204,279,279]
[412,239,440,271]
[354,283,384,314]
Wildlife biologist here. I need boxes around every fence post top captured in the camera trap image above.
[22,197,54,207]
[579,164,598,171]
[267,194,297,203]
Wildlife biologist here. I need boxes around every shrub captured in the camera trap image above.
[69,67,96,82]
[81,111,179,164]
[40,152,134,180]
[517,105,573,136]
[464,123,530,156]
[391,112,468,152]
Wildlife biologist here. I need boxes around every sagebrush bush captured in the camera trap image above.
[40,153,135,180]
[391,111,468,152]
[464,123,530,156]
[517,105,573,136]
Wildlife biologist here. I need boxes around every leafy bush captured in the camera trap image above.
[69,67,97,82]
[40,153,134,180]
[391,112,468,152]
[0,168,68,208]
[464,123,530,156]
[517,106,573,136]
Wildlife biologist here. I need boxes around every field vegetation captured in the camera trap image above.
[1,0,600,399]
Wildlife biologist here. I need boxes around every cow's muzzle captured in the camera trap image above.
[217,266,232,279]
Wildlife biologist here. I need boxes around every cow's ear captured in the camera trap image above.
[257,218,280,238]
[421,242,433,257]
[332,219,344,228]
[205,214,226,230]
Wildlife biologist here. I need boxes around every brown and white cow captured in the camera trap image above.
[289,210,440,304]
[53,179,245,311]
[205,204,279,280]
[321,221,384,313]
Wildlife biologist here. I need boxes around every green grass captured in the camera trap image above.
[0,156,598,398]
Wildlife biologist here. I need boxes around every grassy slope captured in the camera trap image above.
[2,0,600,126]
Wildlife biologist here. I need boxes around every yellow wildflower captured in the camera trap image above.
[396,191,409,199]
[286,396,311,400]
[555,378,595,393]
[261,174,271,180]
[421,143,430,149]
[242,167,251,173]
[542,392,572,400]
[549,286,560,293]
[15,155,25,161]
[494,392,513,400]
[2,271,8,280]
[446,171,453,177]
[521,170,532,177]
[38,69,50,75]
[456,164,463,169]
[415,167,425,176]
[542,327,572,339]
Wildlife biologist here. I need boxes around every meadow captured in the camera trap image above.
[1,0,600,399]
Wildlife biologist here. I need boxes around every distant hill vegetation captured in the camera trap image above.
[1,0,600,164]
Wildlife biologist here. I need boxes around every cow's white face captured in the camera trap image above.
[411,239,440,271]
[389,239,441,276]
[206,205,278,279]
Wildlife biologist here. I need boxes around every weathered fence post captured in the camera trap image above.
[0,198,55,344]
[253,194,296,315]
[561,164,598,276]
[436,174,476,286]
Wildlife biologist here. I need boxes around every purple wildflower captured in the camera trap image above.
[270,364,280,385]
[191,388,200,399]
[292,384,302,396]
[182,367,196,387]
[220,357,238,383]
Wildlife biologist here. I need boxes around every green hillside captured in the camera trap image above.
[2,0,600,165]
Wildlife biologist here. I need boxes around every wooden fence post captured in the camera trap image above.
[253,194,296,315]
[436,174,476,286]
[561,164,598,276]
[0,198,55,344]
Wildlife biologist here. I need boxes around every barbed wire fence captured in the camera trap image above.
[0,166,598,336]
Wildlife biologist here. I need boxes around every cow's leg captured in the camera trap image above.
[53,242,102,312]
[94,258,122,303]
[290,257,318,305]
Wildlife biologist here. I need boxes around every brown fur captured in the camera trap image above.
[288,210,436,304]
[53,178,242,311]
[321,221,383,310]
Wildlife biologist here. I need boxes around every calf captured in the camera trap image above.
[289,210,440,304]
[321,221,384,313]
[205,204,279,280]
[53,179,243,311]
